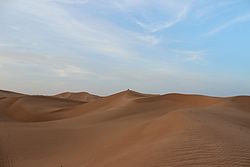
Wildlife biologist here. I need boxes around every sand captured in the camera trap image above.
[54,92,101,102]
[0,89,250,167]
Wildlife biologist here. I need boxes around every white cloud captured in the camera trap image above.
[54,65,92,77]
[0,43,16,48]
[172,49,205,62]
[185,53,203,61]
[10,25,21,31]
[136,35,160,45]
[205,13,250,36]
[0,51,95,78]
[53,0,89,5]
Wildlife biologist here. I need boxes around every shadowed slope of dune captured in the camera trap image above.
[54,91,101,102]
[0,90,250,167]
[0,95,84,122]
[0,90,24,98]
[227,96,250,112]
[0,90,25,121]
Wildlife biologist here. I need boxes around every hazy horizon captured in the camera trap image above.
[1,0,250,96]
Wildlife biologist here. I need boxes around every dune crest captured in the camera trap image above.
[0,89,250,167]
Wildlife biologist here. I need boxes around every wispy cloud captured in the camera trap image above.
[135,4,190,32]
[172,49,205,62]
[185,52,203,61]
[53,65,92,77]
[195,0,243,19]
[136,35,160,45]
[0,51,94,78]
[108,0,193,33]
[4,0,149,59]
[0,43,16,48]
[53,0,89,5]
[205,13,250,36]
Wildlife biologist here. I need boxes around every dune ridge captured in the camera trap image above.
[54,91,101,102]
[0,89,250,167]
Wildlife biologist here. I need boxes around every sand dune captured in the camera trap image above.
[0,90,24,98]
[0,90,84,122]
[0,90,250,167]
[55,91,101,102]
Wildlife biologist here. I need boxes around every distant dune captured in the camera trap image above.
[54,91,101,102]
[0,89,250,167]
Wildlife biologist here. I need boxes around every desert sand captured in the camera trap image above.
[0,89,250,167]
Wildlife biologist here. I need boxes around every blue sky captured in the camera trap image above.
[0,0,250,96]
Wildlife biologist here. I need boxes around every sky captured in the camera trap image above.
[0,0,250,96]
